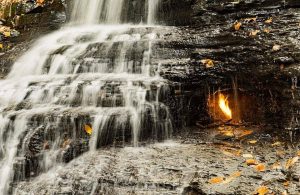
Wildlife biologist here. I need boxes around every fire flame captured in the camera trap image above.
[218,93,232,119]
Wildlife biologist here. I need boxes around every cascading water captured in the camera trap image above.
[0,0,173,194]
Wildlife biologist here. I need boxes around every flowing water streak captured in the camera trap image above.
[148,0,160,24]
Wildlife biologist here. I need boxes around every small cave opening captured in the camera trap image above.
[207,89,264,126]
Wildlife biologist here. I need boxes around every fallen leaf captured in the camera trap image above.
[255,164,266,172]
[297,151,300,156]
[283,181,289,187]
[3,31,10,37]
[37,0,45,5]
[234,22,242,31]
[84,124,93,135]
[276,150,285,158]
[285,157,299,169]
[0,43,3,49]
[248,140,257,144]
[256,186,269,195]
[236,129,253,138]
[223,171,242,184]
[272,45,281,51]
[244,17,257,23]
[242,154,254,158]
[265,17,273,24]
[221,148,241,157]
[246,159,257,165]
[209,177,224,184]
[201,59,214,68]
[272,141,282,146]
[272,162,282,170]
[264,29,271,33]
[249,30,260,36]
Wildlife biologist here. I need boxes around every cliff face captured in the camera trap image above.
[1,0,300,130]
[0,0,299,130]
[155,0,300,131]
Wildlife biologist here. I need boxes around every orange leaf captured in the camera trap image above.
[223,171,242,184]
[84,124,93,135]
[283,181,289,187]
[297,151,300,156]
[209,177,224,184]
[255,164,266,172]
[246,159,257,165]
[285,157,299,169]
[234,22,242,31]
[201,59,214,68]
[37,0,45,5]
[256,186,269,195]
[265,17,273,24]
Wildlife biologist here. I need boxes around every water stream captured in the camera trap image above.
[0,0,172,194]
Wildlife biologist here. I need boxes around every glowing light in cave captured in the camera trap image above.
[218,93,232,119]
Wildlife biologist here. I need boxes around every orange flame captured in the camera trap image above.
[218,93,232,119]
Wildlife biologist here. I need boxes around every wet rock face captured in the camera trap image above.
[153,0,300,131]
[0,0,65,27]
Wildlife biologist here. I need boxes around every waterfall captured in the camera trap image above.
[0,0,171,194]
[70,0,160,24]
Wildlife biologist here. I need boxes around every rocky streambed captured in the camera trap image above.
[14,126,300,195]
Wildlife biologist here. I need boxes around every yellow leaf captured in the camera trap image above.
[234,22,242,31]
[3,31,10,37]
[297,151,300,156]
[255,164,266,172]
[256,186,269,195]
[223,171,242,184]
[285,157,299,169]
[246,159,257,166]
[249,30,260,36]
[209,177,224,184]
[271,141,282,146]
[242,154,254,158]
[0,43,3,49]
[265,17,273,24]
[248,140,257,144]
[84,124,93,135]
[272,162,282,170]
[201,59,214,68]
[264,29,271,33]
